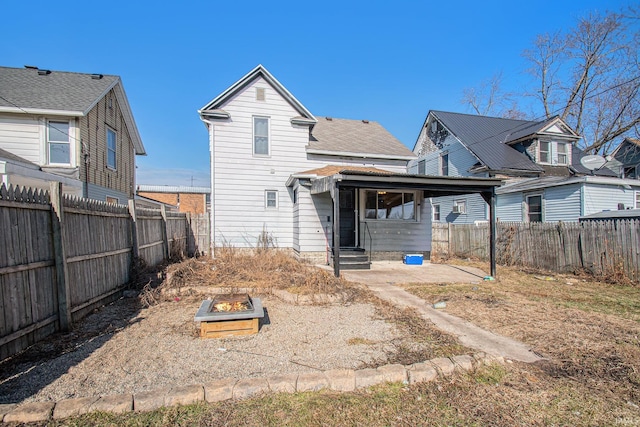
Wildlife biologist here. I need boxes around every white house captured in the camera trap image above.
[199,66,502,274]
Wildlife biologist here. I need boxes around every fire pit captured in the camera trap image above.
[194,294,264,338]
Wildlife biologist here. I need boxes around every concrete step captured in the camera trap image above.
[340,262,371,270]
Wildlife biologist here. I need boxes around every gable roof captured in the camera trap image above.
[198,64,316,122]
[429,111,544,172]
[307,117,415,160]
[0,66,145,155]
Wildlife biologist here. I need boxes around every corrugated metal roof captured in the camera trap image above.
[0,66,118,113]
[431,111,544,172]
[137,185,210,194]
[308,117,415,159]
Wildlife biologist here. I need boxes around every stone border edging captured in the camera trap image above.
[1,352,504,424]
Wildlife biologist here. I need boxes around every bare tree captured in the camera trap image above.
[463,7,639,154]
[461,72,527,118]
[524,10,640,154]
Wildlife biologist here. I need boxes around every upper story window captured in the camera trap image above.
[539,141,551,164]
[623,165,638,179]
[365,191,416,220]
[418,160,425,175]
[253,117,269,156]
[441,153,449,176]
[107,128,117,169]
[636,191,640,209]
[557,142,568,165]
[47,121,70,165]
[538,141,570,165]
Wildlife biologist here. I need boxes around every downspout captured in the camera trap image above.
[203,119,216,257]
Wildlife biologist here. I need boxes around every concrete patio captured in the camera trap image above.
[340,261,489,286]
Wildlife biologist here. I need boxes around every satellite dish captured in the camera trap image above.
[580,154,606,171]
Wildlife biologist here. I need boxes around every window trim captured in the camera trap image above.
[363,190,418,221]
[47,120,72,166]
[265,190,278,209]
[538,141,551,164]
[525,193,543,223]
[253,116,270,157]
[440,152,449,176]
[453,199,467,215]
[433,204,441,221]
[106,127,117,170]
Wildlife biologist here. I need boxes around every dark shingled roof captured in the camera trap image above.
[431,111,544,172]
[308,117,415,159]
[0,66,118,113]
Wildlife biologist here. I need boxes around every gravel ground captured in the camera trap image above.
[1,294,410,404]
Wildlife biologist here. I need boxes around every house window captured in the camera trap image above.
[433,204,441,221]
[441,153,449,176]
[107,128,117,169]
[526,194,543,222]
[636,191,640,209]
[256,88,265,101]
[418,160,425,175]
[254,117,269,155]
[365,191,416,220]
[557,142,568,165]
[265,190,278,208]
[623,165,638,179]
[47,121,70,165]
[539,141,551,163]
[453,199,466,214]
[293,189,298,205]
[106,196,119,204]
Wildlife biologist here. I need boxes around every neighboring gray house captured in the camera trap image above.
[409,110,640,222]
[0,65,146,203]
[608,138,640,180]
[198,66,501,273]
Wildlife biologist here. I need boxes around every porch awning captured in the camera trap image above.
[309,170,503,196]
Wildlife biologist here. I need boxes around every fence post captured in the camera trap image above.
[447,222,452,256]
[128,200,139,260]
[186,212,192,257]
[160,205,169,260]
[50,182,72,331]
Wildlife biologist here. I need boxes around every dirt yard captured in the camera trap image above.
[0,251,466,405]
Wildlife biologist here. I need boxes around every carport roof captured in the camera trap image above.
[308,170,503,196]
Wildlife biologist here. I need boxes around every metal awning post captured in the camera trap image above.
[332,181,341,277]
[481,188,497,278]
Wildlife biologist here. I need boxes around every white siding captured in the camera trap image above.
[0,114,42,164]
[496,192,522,222]
[543,184,581,221]
[583,183,639,215]
[210,77,409,250]
[297,187,332,253]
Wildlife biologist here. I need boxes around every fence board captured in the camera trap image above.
[434,220,639,282]
[0,183,202,361]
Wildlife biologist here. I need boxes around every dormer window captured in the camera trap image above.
[538,141,570,165]
[539,141,551,164]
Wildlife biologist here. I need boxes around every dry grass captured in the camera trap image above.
[401,260,640,408]
[139,248,365,307]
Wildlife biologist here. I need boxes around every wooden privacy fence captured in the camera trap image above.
[433,220,640,282]
[0,183,210,361]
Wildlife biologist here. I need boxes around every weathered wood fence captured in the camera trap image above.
[433,220,640,282]
[0,183,210,361]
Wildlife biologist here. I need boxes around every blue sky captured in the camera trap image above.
[1,0,630,187]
